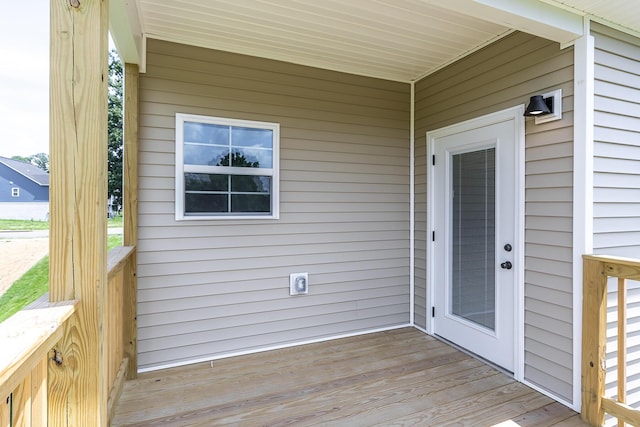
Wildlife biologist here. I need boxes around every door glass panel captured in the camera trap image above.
[450,148,496,330]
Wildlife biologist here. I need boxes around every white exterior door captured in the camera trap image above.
[430,113,521,373]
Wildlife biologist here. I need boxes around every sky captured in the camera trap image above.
[0,1,50,158]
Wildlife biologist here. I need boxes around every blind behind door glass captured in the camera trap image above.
[451,148,496,330]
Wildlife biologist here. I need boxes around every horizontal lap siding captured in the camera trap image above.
[592,25,640,423]
[414,32,574,402]
[138,39,410,370]
[593,25,640,257]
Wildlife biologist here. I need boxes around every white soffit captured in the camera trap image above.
[545,0,640,36]
[135,0,511,82]
[432,0,583,44]
[121,0,639,82]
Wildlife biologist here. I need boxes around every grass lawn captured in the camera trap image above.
[0,215,123,231]
[0,219,49,231]
[108,214,123,228]
[0,234,124,323]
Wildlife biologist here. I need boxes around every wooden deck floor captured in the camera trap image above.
[112,328,587,426]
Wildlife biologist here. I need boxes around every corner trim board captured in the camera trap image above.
[410,81,415,326]
[572,25,595,413]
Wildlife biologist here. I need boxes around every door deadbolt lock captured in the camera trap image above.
[500,261,513,270]
[504,244,512,252]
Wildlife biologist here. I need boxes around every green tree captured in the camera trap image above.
[108,50,124,210]
[10,155,31,163]
[11,153,49,172]
[30,152,49,172]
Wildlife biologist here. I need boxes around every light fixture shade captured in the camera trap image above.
[524,95,552,116]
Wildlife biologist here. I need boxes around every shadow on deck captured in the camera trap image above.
[112,328,586,426]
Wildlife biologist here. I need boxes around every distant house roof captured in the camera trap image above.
[0,156,49,186]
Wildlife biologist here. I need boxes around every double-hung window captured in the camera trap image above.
[175,113,279,220]
[11,187,19,198]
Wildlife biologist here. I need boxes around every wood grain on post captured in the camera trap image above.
[123,63,139,380]
[581,256,608,426]
[48,0,110,425]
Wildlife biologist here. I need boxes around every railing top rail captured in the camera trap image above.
[583,254,640,268]
[0,300,76,398]
[583,254,640,281]
[107,245,135,279]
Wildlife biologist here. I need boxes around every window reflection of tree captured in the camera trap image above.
[185,173,226,191]
[218,152,260,168]
[219,152,262,193]
[185,152,270,213]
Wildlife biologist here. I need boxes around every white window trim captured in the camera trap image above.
[11,187,19,198]
[175,113,280,220]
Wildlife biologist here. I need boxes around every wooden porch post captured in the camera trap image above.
[48,0,109,425]
[123,62,139,380]
[582,256,608,426]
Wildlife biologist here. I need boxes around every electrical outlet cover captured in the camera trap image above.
[289,272,309,295]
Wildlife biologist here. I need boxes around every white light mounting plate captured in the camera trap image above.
[289,272,309,295]
[535,89,562,124]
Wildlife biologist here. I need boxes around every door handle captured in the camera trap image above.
[500,261,513,270]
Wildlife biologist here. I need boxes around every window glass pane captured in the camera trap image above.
[185,193,228,213]
[178,115,278,218]
[184,144,229,166]
[231,148,272,168]
[231,176,271,193]
[231,194,271,212]
[232,127,272,149]
[185,173,228,191]
[184,122,229,145]
[451,148,496,330]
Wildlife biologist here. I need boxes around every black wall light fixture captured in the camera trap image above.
[524,95,552,116]
[524,89,562,124]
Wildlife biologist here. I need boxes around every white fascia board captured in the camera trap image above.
[109,0,144,68]
[431,0,584,45]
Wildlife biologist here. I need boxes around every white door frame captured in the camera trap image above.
[426,105,525,381]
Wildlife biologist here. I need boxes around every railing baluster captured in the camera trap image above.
[618,277,627,427]
[583,255,640,426]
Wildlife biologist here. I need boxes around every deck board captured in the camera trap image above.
[112,328,587,426]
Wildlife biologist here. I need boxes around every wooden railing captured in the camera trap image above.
[583,254,640,426]
[106,245,137,422]
[0,300,76,425]
[0,245,136,426]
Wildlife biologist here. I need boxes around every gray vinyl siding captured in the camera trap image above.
[414,124,428,329]
[137,39,410,370]
[414,32,575,403]
[592,24,640,257]
[591,24,640,422]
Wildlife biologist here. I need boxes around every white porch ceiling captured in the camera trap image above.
[545,0,640,35]
[134,0,513,82]
[112,0,640,82]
